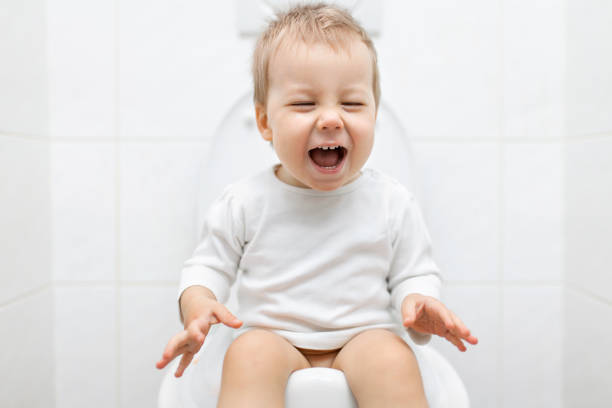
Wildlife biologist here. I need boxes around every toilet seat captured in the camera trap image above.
[286,368,357,408]
[157,92,470,408]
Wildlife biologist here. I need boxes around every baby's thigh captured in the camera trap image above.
[222,329,309,378]
[333,328,421,379]
[333,329,427,407]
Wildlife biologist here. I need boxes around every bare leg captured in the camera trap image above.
[217,329,310,408]
[333,329,428,408]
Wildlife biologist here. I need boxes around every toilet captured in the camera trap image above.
[157,92,471,408]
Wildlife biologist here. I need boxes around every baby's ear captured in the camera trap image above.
[255,104,272,142]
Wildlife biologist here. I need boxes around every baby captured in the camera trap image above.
[157,3,478,407]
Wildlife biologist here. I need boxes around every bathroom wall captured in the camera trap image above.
[384,1,565,407]
[0,0,55,406]
[564,0,612,405]
[47,0,251,406]
[5,0,609,407]
[47,0,566,407]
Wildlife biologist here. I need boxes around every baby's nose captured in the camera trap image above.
[317,110,343,131]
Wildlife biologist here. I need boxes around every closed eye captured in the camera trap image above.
[291,102,315,106]
[342,102,364,106]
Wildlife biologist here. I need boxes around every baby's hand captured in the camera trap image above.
[156,298,242,377]
[401,294,478,352]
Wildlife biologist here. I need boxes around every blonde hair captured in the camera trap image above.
[252,3,380,109]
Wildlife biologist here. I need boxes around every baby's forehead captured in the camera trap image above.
[266,38,374,96]
[270,35,371,66]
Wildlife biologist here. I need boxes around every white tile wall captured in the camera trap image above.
[564,288,612,406]
[0,0,47,136]
[566,0,612,137]
[51,143,116,282]
[502,0,565,140]
[119,286,183,407]
[17,0,608,406]
[0,136,52,303]
[566,137,612,302]
[563,0,612,404]
[377,0,501,140]
[0,289,54,407]
[46,0,116,140]
[118,0,253,140]
[55,286,116,407]
[431,285,500,408]
[411,142,500,282]
[503,143,563,282]
[502,286,563,408]
[119,142,207,282]
[0,1,53,406]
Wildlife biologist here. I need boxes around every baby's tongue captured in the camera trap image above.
[310,148,340,167]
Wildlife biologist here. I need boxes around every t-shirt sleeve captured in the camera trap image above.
[387,189,442,345]
[178,187,244,304]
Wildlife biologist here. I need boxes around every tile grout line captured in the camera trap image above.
[114,0,121,405]
[566,283,612,308]
[497,0,505,405]
[498,139,505,408]
[0,282,54,309]
[43,0,59,402]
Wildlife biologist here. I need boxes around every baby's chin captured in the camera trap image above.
[302,164,362,192]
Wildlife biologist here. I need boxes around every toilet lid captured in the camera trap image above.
[195,91,419,230]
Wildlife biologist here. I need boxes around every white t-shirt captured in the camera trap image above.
[179,165,442,350]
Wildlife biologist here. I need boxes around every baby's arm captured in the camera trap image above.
[156,285,242,377]
[401,293,478,352]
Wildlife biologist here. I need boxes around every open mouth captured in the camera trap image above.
[308,146,347,169]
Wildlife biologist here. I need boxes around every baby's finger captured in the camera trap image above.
[175,352,195,377]
[213,304,243,329]
[440,307,457,332]
[428,301,456,336]
[444,331,467,352]
[188,318,209,343]
[156,331,189,369]
[449,312,471,338]
[449,312,479,345]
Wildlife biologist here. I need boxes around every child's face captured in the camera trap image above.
[255,38,377,191]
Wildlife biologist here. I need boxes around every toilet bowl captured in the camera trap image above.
[157,92,470,408]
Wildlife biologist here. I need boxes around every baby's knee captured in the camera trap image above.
[223,329,299,372]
